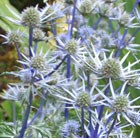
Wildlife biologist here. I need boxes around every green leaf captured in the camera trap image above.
[1,101,13,120]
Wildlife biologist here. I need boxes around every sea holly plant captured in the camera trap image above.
[1,0,140,138]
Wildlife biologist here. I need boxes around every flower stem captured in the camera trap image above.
[65,55,71,118]
[107,114,117,137]
[15,45,22,61]
[89,108,94,138]
[92,17,102,29]
[29,27,33,57]
[50,21,60,46]
[34,42,38,54]
[94,85,110,138]
[64,0,76,118]
[81,108,86,138]
[87,74,94,137]
[35,54,68,82]
[18,89,33,138]
[69,0,77,38]
[66,55,71,80]
[131,0,140,15]
[27,92,48,128]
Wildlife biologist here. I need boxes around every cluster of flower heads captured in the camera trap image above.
[1,0,140,138]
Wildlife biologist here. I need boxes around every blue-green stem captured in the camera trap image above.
[15,44,26,69]
[27,92,48,128]
[93,85,110,138]
[108,20,114,33]
[66,55,71,80]
[92,17,102,29]
[35,54,68,82]
[18,88,33,138]
[69,0,77,38]
[87,74,94,137]
[50,21,60,46]
[81,108,86,138]
[64,0,77,119]
[89,108,94,138]
[131,0,140,15]
[107,114,117,137]
[34,42,38,54]
[29,27,33,57]
[15,45,22,61]
[65,55,71,118]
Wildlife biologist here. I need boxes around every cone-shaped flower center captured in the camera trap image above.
[31,56,46,71]
[112,95,129,113]
[101,58,122,79]
[76,92,91,108]
[65,39,78,55]
[21,7,40,27]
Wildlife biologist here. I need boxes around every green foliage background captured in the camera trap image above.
[0,0,140,137]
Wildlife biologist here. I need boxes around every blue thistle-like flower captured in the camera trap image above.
[33,28,46,42]
[18,49,54,79]
[98,79,140,125]
[78,25,94,39]
[0,30,23,45]
[21,7,41,27]
[77,0,95,15]
[80,45,140,80]
[62,120,80,137]
[1,84,27,101]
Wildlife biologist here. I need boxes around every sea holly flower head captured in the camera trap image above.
[21,6,41,27]
[112,95,129,113]
[77,0,95,15]
[0,30,23,45]
[81,45,140,80]
[41,2,64,22]
[78,25,94,40]
[18,49,53,78]
[5,3,63,28]
[89,30,114,51]
[76,91,91,108]
[100,58,122,79]
[98,79,140,125]
[65,39,79,55]
[62,120,80,137]
[19,69,32,83]
[55,79,101,110]
[30,55,46,71]
[1,84,27,101]
[33,28,46,42]
[109,4,138,28]
[95,1,111,17]
[56,37,86,60]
